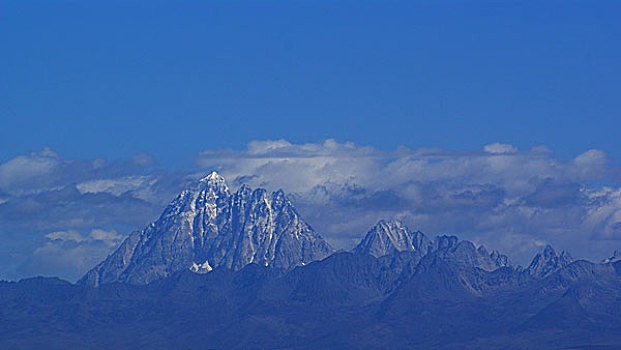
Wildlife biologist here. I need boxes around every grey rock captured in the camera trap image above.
[354,219,510,272]
[80,172,333,286]
[430,236,511,272]
[527,244,574,278]
[353,219,431,258]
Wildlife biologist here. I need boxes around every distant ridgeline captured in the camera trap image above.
[2,172,621,350]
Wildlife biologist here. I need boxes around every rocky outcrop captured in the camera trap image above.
[80,172,333,286]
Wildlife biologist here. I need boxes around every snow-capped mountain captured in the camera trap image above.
[80,172,334,286]
[353,219,431,258]
[527,244,574,278]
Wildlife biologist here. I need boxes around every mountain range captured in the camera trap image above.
[2,172,621,349]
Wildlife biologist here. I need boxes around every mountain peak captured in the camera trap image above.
[80,174,333,286]
[528,244,574,278]
[200,171,225,182]
[185,171,226,195]
[198,171,228,191]
[543,244,556,257]
[378,218,402,225]
[427,237,511,271]
[273,188,286,198]
[434,235,459,251]
[353,219,430,258]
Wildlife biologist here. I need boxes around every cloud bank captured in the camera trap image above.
[23,229,125,281]
[0,148,184,281]
[1,140,620,281]
[195,139,621,264]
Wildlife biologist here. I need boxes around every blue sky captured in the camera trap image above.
[1,1,621,281]
[1,1,620,166]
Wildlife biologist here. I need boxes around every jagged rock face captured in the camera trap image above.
[528,245,574,278]
[430,235,511,272]
[490,250,510,267]
[81,172,334,286]
[354,219,509,272]
[353,219,431,258]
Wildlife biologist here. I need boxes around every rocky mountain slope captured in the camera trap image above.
[2,241,621,349]
[353,219,431,257]
[354,219,510,272]
[80,172,333,286]
[527,244,574,278]
[3,173,621,349]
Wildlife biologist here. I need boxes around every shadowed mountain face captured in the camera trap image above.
[353,219,431,258]
[3,174,621,349]
[2,249,621,349]
[527,245,574,278]
[80,172,334,286]
[355,219,511,272]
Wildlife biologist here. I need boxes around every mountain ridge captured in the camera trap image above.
[80,172,614,287]
[80,172,334,286]
[4,172,620,349]
[3,244,621,350]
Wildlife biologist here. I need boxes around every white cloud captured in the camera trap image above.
[76,175,157,198]
[0,148,181,281]
[195,139,384,193]
[2,141,621,280]
[45,228,123,246]
[483,142,518,154]
[195,139,621,264]
[88,228,124,243]
[0,147,60,195]
[574,149,608,166]
[131,153,156,167]
[46,230,85,242]
[26,229,125,282]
